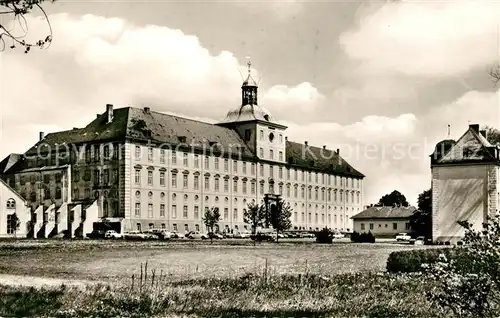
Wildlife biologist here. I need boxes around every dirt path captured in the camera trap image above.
[0,274,93,288]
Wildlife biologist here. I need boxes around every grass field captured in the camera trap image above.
[0,239,445,317]
[0,239,427,285]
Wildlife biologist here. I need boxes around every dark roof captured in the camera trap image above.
[351,206,417,220]
[0,154,21,174]
[10,106,363,178]
[285,141,364,178]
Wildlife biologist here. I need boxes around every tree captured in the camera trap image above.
[8,213,20,237]
[0,0,55,53]
[202,207,221,244]
[270,199,292,243]
[410,188,432,238]
[377,190,409,207]
[243,202,266,246]
[485,126,500,146]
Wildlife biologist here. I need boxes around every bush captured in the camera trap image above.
[386,248,475,273]
[350,231,375,243]
[315,228,332,244]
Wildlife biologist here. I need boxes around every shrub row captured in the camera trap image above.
[386,247,476,273]
[350,231,375,243]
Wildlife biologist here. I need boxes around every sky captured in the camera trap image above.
[1,0,500,206]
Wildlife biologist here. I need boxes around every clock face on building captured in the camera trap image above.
[269,132,275,142]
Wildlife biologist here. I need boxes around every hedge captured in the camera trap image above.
[386,247,475,273]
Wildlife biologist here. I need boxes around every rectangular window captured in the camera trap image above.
[233,161,238,173]
[233,180,238,193]
[294,186,298,198]
[183,175,188,188]
[183,153,188,166]
[135,203,140,216]
[279,185,283,195]
[260,183,264,195]
[251,163,256,175]
[172,174,177,188]
[183,205,188,218]
[269,166,274,178]
[279,151,283,161]
[148,171,153,185]
[260,130,264,140]
[135,169,141,184]
[94,169,100,185]
[393,223,397,230]
[287,169,290,180]
[172,205,177,218]
[172,151,177,165]
[215,178,219,191]
[205,177,210,190]
[135,146,141,160]
[259,148,264,158]
[194,206,199,219]
[160,172,165,186]
[205,156,209,169]
[251,182,256,195]
[361,223,365,230]
[294,169,298,180]
[103,169,109,184]
[270,149,274,160]
[242,181,247,194]
[405,223,410,230]
[279,167,283,179]
[194,155,199,168]
[224,159,229,172]
[233,208,238,221]
[370,223,374,230]
[260,164,264,177]
[224,179,229,192]
[160,149,165,164]
[224,207,229,220]
[148,148,153,162]
[215,158,219,170]
[194,175,199,190]
[286,185,290,197]
[242,162,247,174]
[160,204,165,217]
[148,203,153,218]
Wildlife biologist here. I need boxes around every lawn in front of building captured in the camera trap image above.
[0,239,427,285]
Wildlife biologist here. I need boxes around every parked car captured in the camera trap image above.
[123,231,149,240]
[250,229,276,242]
[208,232,224,240]
[333,232,344,239]
[104,230,122,239]
[396,233,412,242]
[86,229,106,239]
[414,236,426,245]
[186,231,209,240]
[170,232,184,239]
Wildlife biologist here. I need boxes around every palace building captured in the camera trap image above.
[0,64,365,237]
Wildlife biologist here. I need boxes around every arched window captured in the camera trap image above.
[6,199,15,209]
[44,187,51,200]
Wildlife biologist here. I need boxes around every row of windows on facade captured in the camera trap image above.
[134,171,362,204]
[133,201,351,226]
[22,187,63,202]
[134,147,361,188]
[360,223,411,231]
[135,191,357,213]
[73,169,118,185]
[135,223,252,233]
[135,222,344,233]
[11,172,64,187]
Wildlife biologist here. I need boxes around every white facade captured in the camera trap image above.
[124,142,364,233]
[0,179,30,237]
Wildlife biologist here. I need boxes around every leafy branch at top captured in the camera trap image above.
[0,0,55,53]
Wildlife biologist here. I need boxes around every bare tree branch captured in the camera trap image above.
[0,0,55,53]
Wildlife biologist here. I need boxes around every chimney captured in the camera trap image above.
[480,129,488,139]
[144,107,151,114]
[96,114,100,118]
[323,145,326,150]
[469,124,480,133]
[304,141,308,146]
[39,132,45,141]
[336,148,340,155]
[285,136,288,141]
[106,104,113,123]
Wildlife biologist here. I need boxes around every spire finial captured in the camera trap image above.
[246,56,251,74]
[447,124,451,137]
